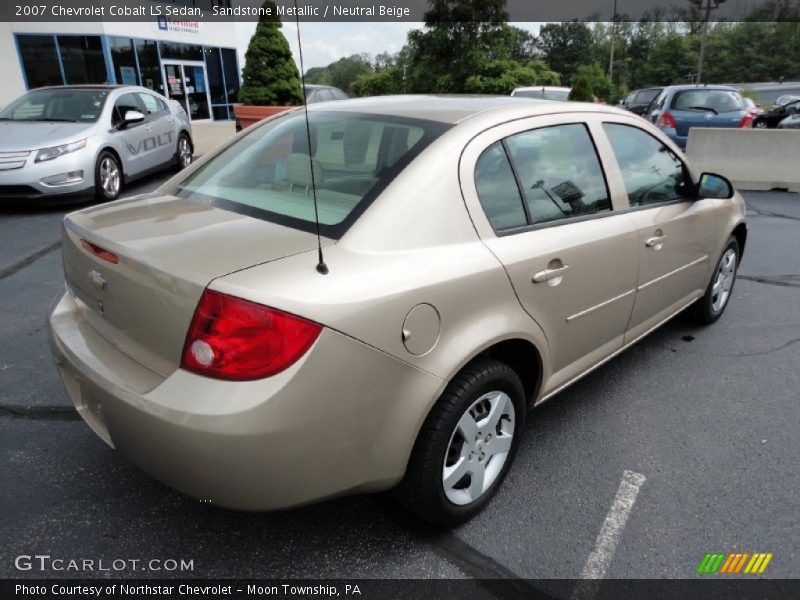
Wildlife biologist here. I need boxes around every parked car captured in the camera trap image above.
[645,85,751,149]
[772,94,800,109]
[777,112,800,129]
[48,96,746,525]
[751,98,800,128]
[618,87,663,115]
[511,86,572,101]
[234,84,348,132]
[303,84,349,104]
[0,85,192,203]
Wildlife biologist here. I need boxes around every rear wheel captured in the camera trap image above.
[693,236,739,325]
[94,151,121,202]
[394,358,524,526]
[175,133,193,170]
[754,119,768,129]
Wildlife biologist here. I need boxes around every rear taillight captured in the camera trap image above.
[80,239,119,264]
[738,113,754,128]
[181,289,322,381]
[656,112,676,129]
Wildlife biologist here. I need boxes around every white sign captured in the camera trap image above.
[155,16,200,35]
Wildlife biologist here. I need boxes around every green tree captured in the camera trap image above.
[464,59,554,94]
[537,22,597,84]
[239,0,302,106]
[572,64,615,102]
[568,75,594,101]
[351,71,401,97]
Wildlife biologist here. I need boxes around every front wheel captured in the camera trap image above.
[693,236,740,325]
[175,133,193,170]
[394,358,524,526]
[753,120,768,129]
[94,151,122,202]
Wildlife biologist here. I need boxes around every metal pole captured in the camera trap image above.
[697,0,713,84]
[609,0,618,80]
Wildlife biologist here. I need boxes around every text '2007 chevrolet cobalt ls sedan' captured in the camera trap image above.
[48,96,746,525]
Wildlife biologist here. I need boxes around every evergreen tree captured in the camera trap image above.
[239,1,303,106]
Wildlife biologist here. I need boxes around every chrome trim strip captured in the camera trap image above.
[637,255,709,291]
[538,294,703,405]
[566,289,636,323]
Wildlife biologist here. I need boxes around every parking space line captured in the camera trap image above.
[571,470,646,600]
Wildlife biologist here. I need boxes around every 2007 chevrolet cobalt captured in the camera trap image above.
[48,96,746,524]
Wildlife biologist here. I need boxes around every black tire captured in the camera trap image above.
[693,236,740,325]
[94,151,122,202]
[394,358,525,526]
[175,132,193,171]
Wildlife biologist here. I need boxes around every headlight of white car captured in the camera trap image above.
[35,139,87,163]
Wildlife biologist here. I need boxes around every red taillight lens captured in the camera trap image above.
[738,113,754,128]
[656,112,676,130]
[181,289,322,381]
[80,239,119,264]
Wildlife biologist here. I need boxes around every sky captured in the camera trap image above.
[236,22,543,73]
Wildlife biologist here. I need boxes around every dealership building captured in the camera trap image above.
[0,1,249,121]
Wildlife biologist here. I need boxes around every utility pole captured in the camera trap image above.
[696,0,725,84]
[609,0,618,80]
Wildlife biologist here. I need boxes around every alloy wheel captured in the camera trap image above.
[442,391,515,506]
[179,137,192,167]
[99,157,120,197]
[711,248,737,313]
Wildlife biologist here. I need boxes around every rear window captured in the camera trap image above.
[171,111,450,239]
[671,90,746,113]
[514,89,570,101]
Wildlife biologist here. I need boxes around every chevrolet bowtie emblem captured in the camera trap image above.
[88,270,107,291]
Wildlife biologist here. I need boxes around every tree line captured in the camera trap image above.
[302,0,800,103]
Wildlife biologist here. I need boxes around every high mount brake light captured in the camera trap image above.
[181,289,322,381]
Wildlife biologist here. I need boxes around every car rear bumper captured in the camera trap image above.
[48,286,444,511]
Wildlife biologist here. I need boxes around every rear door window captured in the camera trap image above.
[504,124,610,225]
[474,142,527,230]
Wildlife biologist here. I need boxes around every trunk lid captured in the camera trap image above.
[62,193,324,377]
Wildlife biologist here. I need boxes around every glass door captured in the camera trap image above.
[163,62,211,121]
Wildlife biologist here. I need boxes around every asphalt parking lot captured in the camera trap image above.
[1,182,798,584]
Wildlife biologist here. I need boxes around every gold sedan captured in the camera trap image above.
[48,96,746,525]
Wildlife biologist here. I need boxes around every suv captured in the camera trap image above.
[645,85,751,149]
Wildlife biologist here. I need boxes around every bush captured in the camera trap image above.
[568,76,594,101]
[239,1,303,106]
[351,71,400,97]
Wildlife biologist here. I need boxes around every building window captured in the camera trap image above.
[135,39,164,95]
[221,48,239,104]
[109,37,139,86]
[16,35,63,88]
[57,36,107,85]
[204,47,226,105]
[159,41,203,61]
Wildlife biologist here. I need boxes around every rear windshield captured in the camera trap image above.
[514,89,570,101]
[0,89,108,123]
[172,110,450,239]
[671,90,746,113]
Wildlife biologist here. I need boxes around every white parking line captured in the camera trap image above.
[571,470,646,600]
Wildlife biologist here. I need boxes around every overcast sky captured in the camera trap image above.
[236,22,543,72]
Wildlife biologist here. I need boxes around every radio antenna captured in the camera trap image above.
[293,0,328,275]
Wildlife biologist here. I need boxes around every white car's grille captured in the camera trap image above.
[0,151,30,171]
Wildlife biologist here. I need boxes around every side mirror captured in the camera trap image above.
[121,110,145,128]
[698,172,734,199]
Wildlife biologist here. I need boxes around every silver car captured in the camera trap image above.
[0,85,193,203]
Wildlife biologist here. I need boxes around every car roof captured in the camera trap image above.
[307,94,626,124]
[663,84,738,92]
[31,84,126,92]
[512,86,571,92]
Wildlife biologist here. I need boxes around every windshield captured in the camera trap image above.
[0,89,109,123]
[515,89,570,101]
[171,111,450,239]
[672,90,746,113]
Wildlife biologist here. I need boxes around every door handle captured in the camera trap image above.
[645,235,666,248]
[533,264,570,284]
